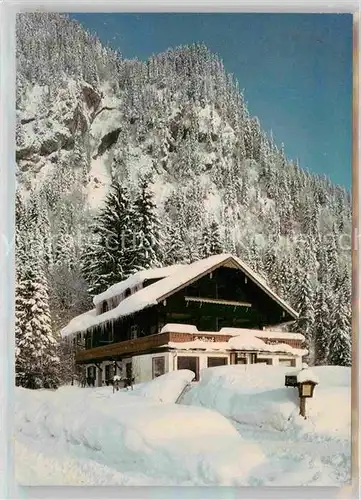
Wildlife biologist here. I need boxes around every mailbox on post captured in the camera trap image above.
[296,368,319,419]
[298,380,317,398]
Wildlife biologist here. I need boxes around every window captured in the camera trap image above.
[207,357,228,368]
[177,356,199,381]
[125,288,131,298]
[152,356,165,379]
[101,301,108,314]
[279,358,296,367]
[130,325,138,340]
[105,364,114,381]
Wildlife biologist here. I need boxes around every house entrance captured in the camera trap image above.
[177,356,199,381]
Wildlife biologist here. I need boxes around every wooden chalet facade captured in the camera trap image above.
[61,254,306,386]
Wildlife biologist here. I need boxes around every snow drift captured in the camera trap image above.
[180,364,351,438]
[129,369,195,403]
[15,372,265,486]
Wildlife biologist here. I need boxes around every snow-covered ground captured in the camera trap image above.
[180,365,351,486]
[15,366,351,486]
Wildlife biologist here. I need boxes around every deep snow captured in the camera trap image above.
[15,371,265,486]
[15,366,351,486]
[180,365,351,486]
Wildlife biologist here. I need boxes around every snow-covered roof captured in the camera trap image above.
[297,368,319,384]
[167,340,230,351]
[61,253,299,337]
[228,335,272,351]
[62,309,97,337]
[166,335,307,357]
[219,327,304,341]
[160,324,199,334]
[93,264,186,306]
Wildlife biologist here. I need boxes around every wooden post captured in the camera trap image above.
[299,396,306,419]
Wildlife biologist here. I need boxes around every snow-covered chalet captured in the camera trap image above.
[61,254,307,385]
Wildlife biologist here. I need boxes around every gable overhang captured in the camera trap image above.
[156,255,299,320]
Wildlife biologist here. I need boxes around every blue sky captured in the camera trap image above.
[71,13,352,188]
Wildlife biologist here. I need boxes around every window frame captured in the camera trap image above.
[101,301,108,314]
[130,325,138,340]
[152,356,166,379]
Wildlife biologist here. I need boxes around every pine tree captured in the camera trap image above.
[328,303,351,366]
[81,181,136,295]
[276,254,294,301]
[54,214,75,270]
[314,286,331,366]
[245,236,264,275]
[16,239,60,389]
[132,177,162,270]
[159,209,187,265]
[328,271,351,366]
[27,189,53,268]
[263,244,278,284]
[295,271,315,364]
[199,219,223,258]
[326,229,340,287]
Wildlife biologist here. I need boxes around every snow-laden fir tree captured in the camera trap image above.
[161,213,190,265]
[199,218,223,258]
[27,189,53,268]
[328,270,351,366]
[81,180,137,295]
[294,270,315,364]
[244,236,262,275]
[132,177,162,271]
[54,213,76,270]
[15,214,60,389]
[314,286,332,366]
[328,301,351,366]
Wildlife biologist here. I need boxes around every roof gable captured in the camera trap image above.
[155,254,298,319]
[61,253,298,337]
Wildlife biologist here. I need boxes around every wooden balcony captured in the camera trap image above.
[76,331,171,363]
[75,330,304,364]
